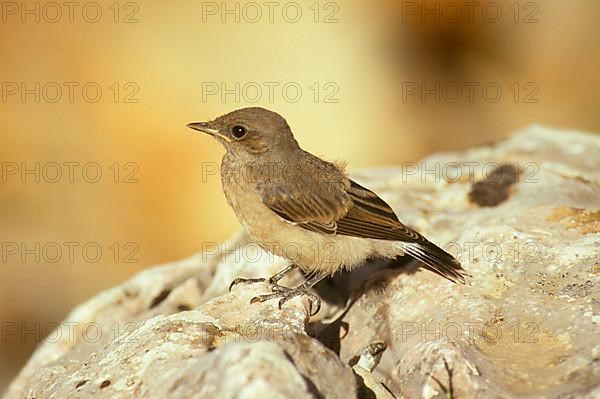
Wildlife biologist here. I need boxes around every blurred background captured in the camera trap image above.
[1,0,599,390]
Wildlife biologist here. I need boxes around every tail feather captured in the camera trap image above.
[404,241,469,284]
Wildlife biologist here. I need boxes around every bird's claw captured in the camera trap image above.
[228,277,268,292]
[229,275,290,292]
[249,283,291,303]
[233,275,321,316]
[249,293,278,304]
[278,291,321,316]
[249,286,321,316]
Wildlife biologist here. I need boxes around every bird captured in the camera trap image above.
[187,107,468,314]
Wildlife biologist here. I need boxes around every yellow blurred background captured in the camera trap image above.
[1,0,599,390]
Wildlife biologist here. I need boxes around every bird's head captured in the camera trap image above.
[187,107,300,159]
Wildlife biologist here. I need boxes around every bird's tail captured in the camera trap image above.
[403,241,469,284]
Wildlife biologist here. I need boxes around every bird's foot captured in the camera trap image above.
[229,265,298,292]
[250,286,321,316]
[228,276,291,292]
[228,277,268,292]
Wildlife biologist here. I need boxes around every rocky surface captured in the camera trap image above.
[5,125,600,398]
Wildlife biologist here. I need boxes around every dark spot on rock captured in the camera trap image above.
[177,304,191,311]
[75,380,88,389]
[100,380,111,389]
[558,280,593,298]
[150,288,172,308]
[347,353,361,367]
[469,163,520,207]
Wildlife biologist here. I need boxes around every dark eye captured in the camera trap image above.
[231,125,247,139]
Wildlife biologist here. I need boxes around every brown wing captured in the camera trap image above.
[260,177,467,283]
[260,179,352,235]
[261,177,424,244]
[336,180,426,243]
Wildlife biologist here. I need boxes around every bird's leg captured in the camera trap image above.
[228,264,297,292]
[268,264,298,284]
[250,274,326,316]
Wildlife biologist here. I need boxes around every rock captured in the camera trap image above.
[5,125,600,398]
[14,284,355,399]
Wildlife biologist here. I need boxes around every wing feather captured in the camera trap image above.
[259,174,467,283]
[336,180,425,242]
[261,178,426,243]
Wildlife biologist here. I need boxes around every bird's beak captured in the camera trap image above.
[186,122,231,142]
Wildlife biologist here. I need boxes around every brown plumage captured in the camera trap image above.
[258,153,466,284]
[187,107,468,312]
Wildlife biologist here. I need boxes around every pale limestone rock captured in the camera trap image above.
[5,125,600,398]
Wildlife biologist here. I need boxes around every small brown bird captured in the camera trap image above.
[188,107,468,314]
